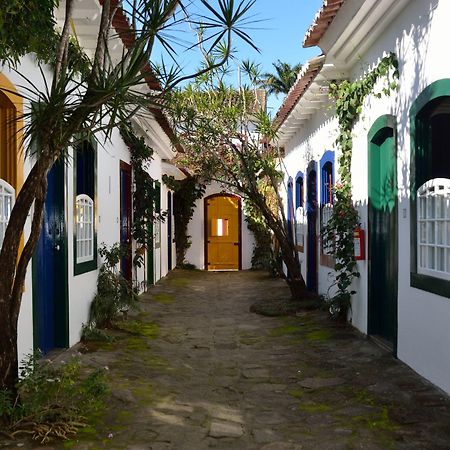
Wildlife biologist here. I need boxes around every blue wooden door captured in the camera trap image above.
[32,161,68,353]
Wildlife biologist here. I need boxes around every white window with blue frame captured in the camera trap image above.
[295,171,305,252]
[320,150,335,266]
[287,177,295,244]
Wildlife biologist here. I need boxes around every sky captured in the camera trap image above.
[228,0,325,113]
[152,0,324,115]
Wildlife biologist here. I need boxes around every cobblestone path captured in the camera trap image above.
[7,270,450,449]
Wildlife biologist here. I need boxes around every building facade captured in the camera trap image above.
[276,0,450,394]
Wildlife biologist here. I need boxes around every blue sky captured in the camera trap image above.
[230,0,325,113]
[152,0,324,114]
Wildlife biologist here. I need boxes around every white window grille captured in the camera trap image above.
[321,203,334,255]
[295,206,306,250]
[0,179,15,249]
[417,178,450,281]
[75,194,94,264]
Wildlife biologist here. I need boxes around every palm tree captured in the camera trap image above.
[261,60,302,95]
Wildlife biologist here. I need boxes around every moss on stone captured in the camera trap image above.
[305,329,333,342]
[269,324,302,337]
[116,320,160,339]
[299,402,332,413]
[288,389,304,399]
[170,277,191,287]
[125,336,150,351]
[152,293,175,304]
[131,383,154,405]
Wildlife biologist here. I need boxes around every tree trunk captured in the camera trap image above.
[0,325,19,395]
[0,154,52,392]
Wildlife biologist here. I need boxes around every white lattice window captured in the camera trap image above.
[321,203,334,255]
[75,194,94,264]
[0,179,14,249]
[417,178,450,280]
[295,206,306,250]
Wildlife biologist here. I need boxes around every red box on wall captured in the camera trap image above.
[354,228,365,260]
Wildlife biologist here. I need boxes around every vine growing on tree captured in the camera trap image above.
[322,52,399,319]
[120,124,157,268]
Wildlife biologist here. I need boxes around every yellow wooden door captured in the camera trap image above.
[206,195,240,270]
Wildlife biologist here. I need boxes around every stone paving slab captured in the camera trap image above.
[3,269,450,449]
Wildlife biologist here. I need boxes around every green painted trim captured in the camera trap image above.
[59,211,70,347]
[411,273,450,298]
[31,248,39,349]
[367,114,397,142]
[409,79,450,117]
[73,138,98,276]
[54,161,69,348]
[154,181,161,250]
[367,114,398,355]
[410,79,450,297]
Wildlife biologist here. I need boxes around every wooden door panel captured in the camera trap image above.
[33,161,68,353]
[368,126,398,346]
[206,195,240,270]
[120,162,132,281]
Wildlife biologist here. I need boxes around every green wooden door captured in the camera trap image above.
[147,181,154,286]
[368,119,398,348]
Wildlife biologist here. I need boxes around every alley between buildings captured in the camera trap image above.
[7,270,450,450]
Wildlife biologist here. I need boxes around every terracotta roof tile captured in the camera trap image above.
[101,0,182,152]
[303,0,345,48]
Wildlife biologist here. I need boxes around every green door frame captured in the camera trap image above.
[367,114,398,354]
[410,79,450,297]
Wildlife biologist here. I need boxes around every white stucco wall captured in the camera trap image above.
[280,0,450,394]
[2,56,177,360]
[0,55,55,364]
[282,107,339,297]
[186,182,255,270]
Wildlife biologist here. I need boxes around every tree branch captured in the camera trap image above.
[53,0,74,85]
[10,176,48,331]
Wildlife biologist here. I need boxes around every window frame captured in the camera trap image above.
[287,177,294,242]
[319,151,335,267]
[416,178,450,281]
[295,171,305,252]
[73,139,97,276]
[410,79,450,297]
[75,193,94,264]
[0,178,15,249]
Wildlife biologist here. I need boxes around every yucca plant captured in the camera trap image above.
[0,0,258,395]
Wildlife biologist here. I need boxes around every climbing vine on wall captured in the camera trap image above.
[322,52,399,319]
[162,174,206,267]
[120,124,156,267]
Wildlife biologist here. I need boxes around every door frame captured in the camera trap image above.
[167,191,173,271]
[204,193,242,270]
[367,114,398,355]
[120,160,133,282]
